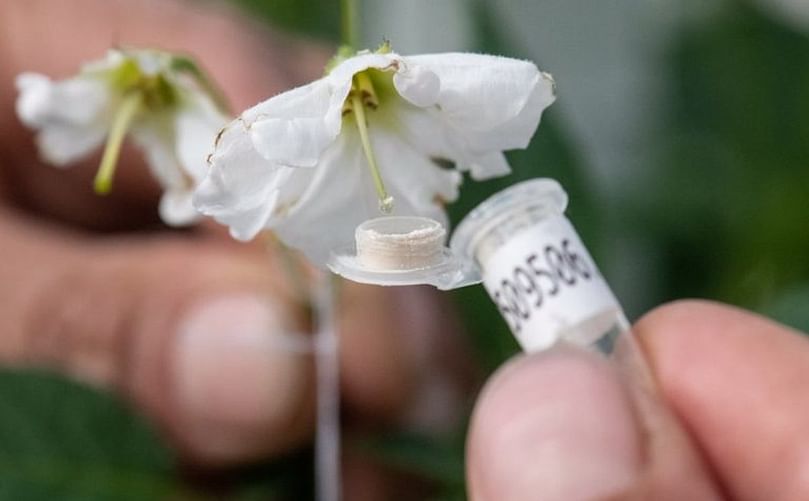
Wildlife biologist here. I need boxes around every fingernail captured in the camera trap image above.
[470,347,642,501]
[611,329,660,394]
[174,294,309,460]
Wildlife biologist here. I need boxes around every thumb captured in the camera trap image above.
[466,344,720,501]
[0,215,314,465]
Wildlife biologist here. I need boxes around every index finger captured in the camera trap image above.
[635,300,809,501]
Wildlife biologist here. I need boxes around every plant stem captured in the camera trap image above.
[94,92,142,195]
[314,273,341,501]
[341,0,359,49]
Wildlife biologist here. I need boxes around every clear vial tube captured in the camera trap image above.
[450,178,630,354]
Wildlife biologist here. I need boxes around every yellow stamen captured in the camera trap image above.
[350,88,393,213]
[94,92,142,195]
[354,71,379,109]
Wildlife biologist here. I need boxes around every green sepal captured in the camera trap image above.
[169,55,231,114]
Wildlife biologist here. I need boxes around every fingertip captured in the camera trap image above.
[467,346,642,501]
[632,299,809,501]
[632,298,809,410]
[79,239,314,465]
[338,283,469,429]
[634,298,804,350]
[171,293,314,464]
[634,299,752,345]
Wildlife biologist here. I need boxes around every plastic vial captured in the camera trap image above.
[450,178,630,354]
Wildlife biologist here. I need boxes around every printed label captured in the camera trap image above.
[482,215,621,352]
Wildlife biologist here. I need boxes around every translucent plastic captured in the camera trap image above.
[328,216,479,289]
[450,178,629,354]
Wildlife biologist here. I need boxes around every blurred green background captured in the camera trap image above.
[3,0,808,499]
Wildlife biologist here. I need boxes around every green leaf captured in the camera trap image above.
[227,450,314,501]
[231,0,341,42]
[170,55,231,113]
[639,1,809,310]
[355,432,465,489]
[761,284,809,334]
[0,369,182,501]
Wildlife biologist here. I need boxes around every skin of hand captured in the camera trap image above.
[467,300,809,501]
[0,0,468,471]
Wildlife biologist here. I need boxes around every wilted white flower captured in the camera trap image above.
[16,49,229,226]
[195,48,555,265]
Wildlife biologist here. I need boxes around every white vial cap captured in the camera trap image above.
[450,178,568,267]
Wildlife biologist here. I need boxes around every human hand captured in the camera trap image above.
[0,0,464,468]
[467,300,809,500]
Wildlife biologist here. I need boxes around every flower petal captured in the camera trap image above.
[16,73,111,166]
[35,122,107,167]
[159,189,201,227]
[368,119,461,211]
[245,52,409,173]
[392,63,440,108]
[16,73,109,128]
[193,119,305,240]
[270,131,372,266]
[402,53,554,165]
[383,101,516,180]
[466,151,511,180]
[246,79,345,168]
[131,119,186,190]
[246,52,409,171]
[459,70,556,154]
[174,95,228,183]
[402,53,542,128]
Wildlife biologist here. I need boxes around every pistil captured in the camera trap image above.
[350,73,393,213]
[94,92,142,194]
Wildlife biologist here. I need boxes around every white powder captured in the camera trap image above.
[356,217,446,271]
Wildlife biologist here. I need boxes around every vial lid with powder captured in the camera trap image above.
[329,177,628,354]
[450,178,629,353]
[356,217,445,270]
[328,216,480,289]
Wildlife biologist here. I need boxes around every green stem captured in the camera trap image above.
[341,0,359,49]
[351,92,393,213]
[94,92,142,195]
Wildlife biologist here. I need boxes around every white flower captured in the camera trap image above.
[16,49,229,226]
[194,50,555,265]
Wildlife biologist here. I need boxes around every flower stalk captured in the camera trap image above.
[94,91,143,194]
[340,0,358,50]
